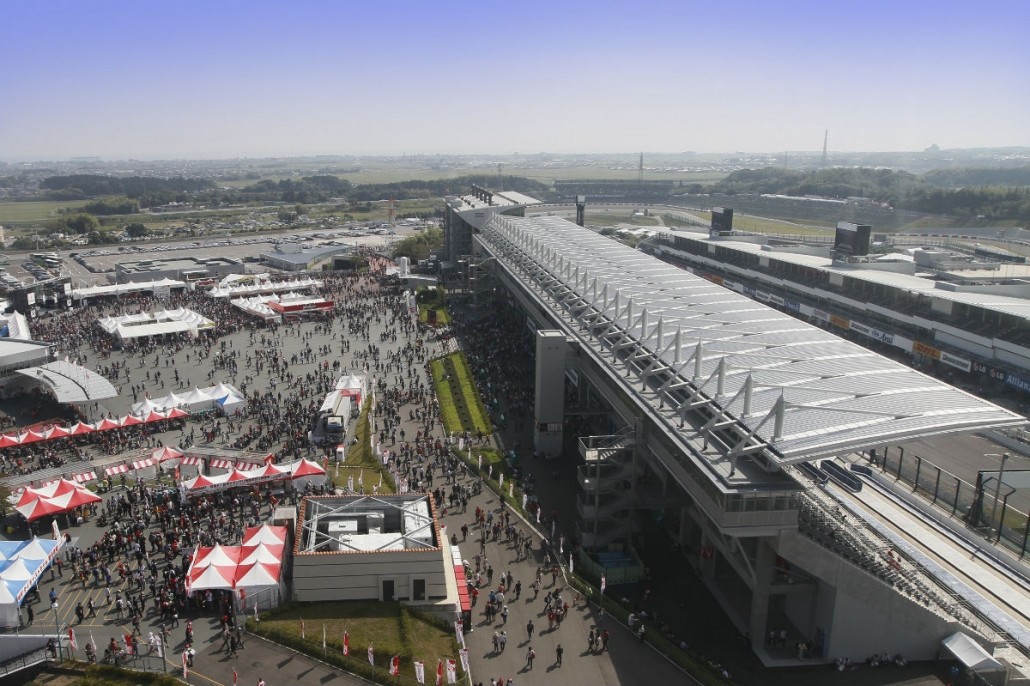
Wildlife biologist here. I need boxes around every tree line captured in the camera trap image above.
[700,166,1030,221]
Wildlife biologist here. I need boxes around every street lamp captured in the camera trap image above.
[988,453,1010,542]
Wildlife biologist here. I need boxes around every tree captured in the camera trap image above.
[391,228,443,263]
[63,213,100,234]
[125,222,148,238]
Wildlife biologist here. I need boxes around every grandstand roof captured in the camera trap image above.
[480,214,1025,469]
[681,233,1030,320]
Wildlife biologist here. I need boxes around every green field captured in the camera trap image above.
[0,199,90,223]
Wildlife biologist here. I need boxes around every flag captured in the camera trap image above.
[378,472,383,488]
[52,519,61,541]
[569,551,574,574]
[67,627,77,651]
[436,659,444,686]
[347,476,354,492]
[300,618,306,639]
[509,482,514,498]
[89,631,96,655]
[498,473,503,489]
[414,660,425,684]
[343,630,349,655]
[445,659,457,684]
[454,619,463,644]
[390,655,400,676]
[559,534,564,554]
[601,574,607,594]
[367,643,374,666]
[322,623,327,651]
[477,455,482,471]
[232,669,238,686]
[459,648,469,673]
[182,650,189,679]
[536,508,541,524]
[522,493,528,509]
[358,469,363,486]
[156,635,164,658]
[253,602,259,622]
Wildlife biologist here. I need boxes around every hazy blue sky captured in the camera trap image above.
[1,0,1027,160]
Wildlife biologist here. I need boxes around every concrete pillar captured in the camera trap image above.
[534,330,567,456]
[749,539,778,649]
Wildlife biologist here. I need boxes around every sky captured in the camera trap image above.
[0,0,1028,161]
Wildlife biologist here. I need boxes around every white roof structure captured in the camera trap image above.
[230,292,329,321]
[208,277,322,299]
[479,214,1026,470]
[71,278,185,301]
[97,308,215,341]
[15,360,118,402]
[0,312,32,340]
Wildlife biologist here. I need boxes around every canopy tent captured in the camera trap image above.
[290,458,327,488]
[208,276,322,299]
[132,382,245,417]
[941,632,1007,684]
[187,534,285,608]
[242,524,288,546]
[71,278,186,301]
[97,308,215,342]
[0,537,62,627]
[336,374,367,406]
[181,459,325,497]
[14,481,101,522]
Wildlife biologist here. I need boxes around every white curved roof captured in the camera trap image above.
[480,214,1025,466]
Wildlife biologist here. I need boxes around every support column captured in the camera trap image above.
[534,330,567,456]
[748,539,778,649]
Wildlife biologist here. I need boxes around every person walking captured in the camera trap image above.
[526,619,534,641]
[526,646,535,670]
[555,643,563,667]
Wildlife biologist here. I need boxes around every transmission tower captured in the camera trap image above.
[387,195,397,224]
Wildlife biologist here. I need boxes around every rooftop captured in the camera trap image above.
[479,215,1025,478]
[297,495,437,554]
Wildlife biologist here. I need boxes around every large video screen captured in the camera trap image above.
[710,207,733,236]
[833,222,871,256]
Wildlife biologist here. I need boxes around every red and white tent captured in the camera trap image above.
[152,446,184,462]
[187,530,287,607]
[13,479,101,522]
[242,524,288,546]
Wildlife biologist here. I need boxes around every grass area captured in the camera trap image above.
[415,287,450,326]
[0,199,90,223]
[429,353,493,436]
[31,663,183,686]
[247,601,458,685]
[342,401,395,492]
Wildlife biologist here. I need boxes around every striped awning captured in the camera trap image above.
[236,462,260,471]
[73,471,97,484]
[180,455,202,467]
[105,464,130,476]
[209,459,235,470]
[131,458,156,471]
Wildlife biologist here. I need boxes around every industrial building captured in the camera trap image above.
[292,495,459,617]
[259,244,353,272]
[114,256,244,284]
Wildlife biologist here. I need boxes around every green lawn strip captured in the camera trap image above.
[342,401,396,492]
[447,354,493,435]
[430,358,462,433]
[247,601,457,685]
